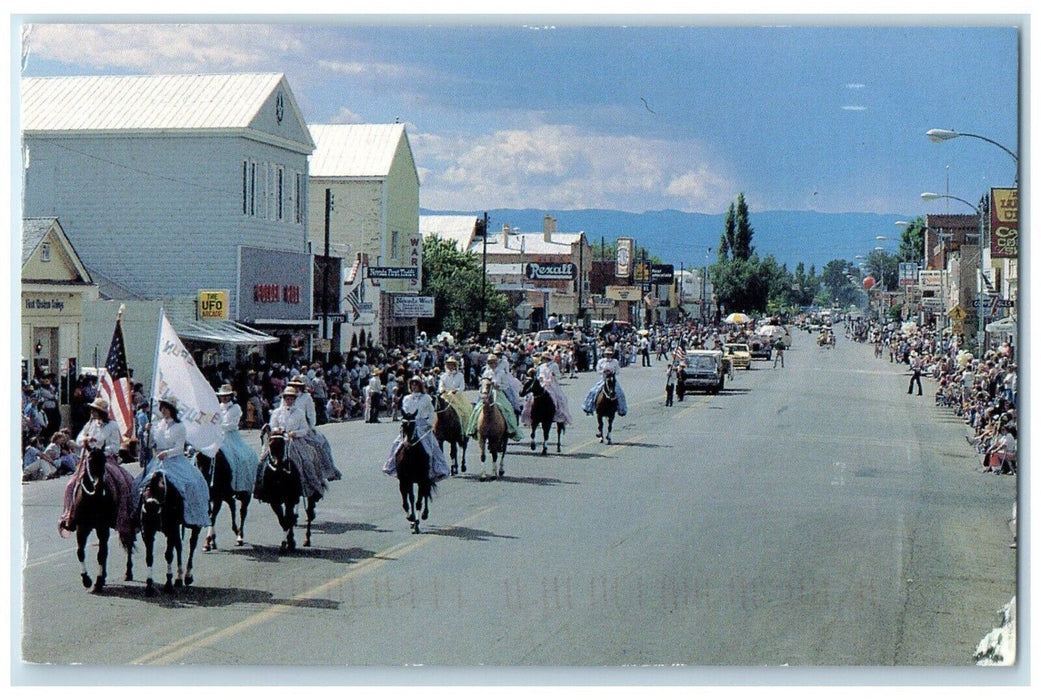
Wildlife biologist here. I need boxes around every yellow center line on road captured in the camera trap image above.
[134,504,498,665]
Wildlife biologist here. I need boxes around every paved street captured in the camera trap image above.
[18,334,1017,679]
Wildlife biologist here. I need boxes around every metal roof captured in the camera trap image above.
[174,319,279,345]
[478,231,584,257]
[419,215,480,252]
[308,123,407,178]
[21,73,287,132]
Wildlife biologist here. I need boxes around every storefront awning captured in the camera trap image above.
[985,317,1017,334]
[175,319,279,345]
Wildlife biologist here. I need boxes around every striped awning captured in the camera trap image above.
[174,319,279,345]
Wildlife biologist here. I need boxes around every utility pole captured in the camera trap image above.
[323,188,333,361]
[480,211,489,340]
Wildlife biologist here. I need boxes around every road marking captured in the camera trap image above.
[133,504,498,665]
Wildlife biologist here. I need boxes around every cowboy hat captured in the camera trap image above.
[541,351,553,360]
[216,383,235,396]
[603,347,615,355]
[282,386,299,397]
[288,375,307,386]
[158,396,179,411]
[487,353,500,362]
[88,397,110,413]
[445,356,459,365]
[408,376,425,387]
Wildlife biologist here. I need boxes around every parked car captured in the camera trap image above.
[724,343,752,370]
[678,350,725,395]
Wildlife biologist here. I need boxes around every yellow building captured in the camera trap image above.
[21,218,99,382]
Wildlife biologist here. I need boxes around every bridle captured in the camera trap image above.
[265,434,295,475]
[141,470,169,530]
[80,448,105,497]
[599,374,618,401]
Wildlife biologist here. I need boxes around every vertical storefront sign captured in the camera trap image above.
[616,237,634,278]
[990,187,1018,258]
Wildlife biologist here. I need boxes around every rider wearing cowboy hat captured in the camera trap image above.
[524,350,573,426]
[437,356,472,425]
[132,395,212,529]
[465,354,522,440]
[583,345,629,416]
[382,376,451,481]
[287,375,342,480]
[214,383,259,494]
[265,386,327,497]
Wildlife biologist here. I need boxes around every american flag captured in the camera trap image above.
[98,313,135,443]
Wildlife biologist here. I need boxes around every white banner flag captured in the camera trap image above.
[152,311,224,457]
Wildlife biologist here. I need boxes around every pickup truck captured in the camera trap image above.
[677,349,725,396]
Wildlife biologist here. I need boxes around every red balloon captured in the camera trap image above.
[863,276,876,290]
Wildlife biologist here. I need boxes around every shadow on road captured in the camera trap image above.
[220,543,378,566]
[426,525,519,542]
[82,583,341,610]
[455,473,578,486]
[311,520,390,536]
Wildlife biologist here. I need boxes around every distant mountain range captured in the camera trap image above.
[421,208,912,272]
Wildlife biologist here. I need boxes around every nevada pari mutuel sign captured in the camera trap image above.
[524,262,577,280]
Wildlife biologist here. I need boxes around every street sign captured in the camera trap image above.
[948,305,967,321]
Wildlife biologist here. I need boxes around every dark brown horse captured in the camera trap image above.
[595,373,619,444]
[195,450,251,551]
[520,374,565,455]
[477,378,508,481]
[138,470,201,596]
[255,429,319,552]
[69,448,135,593]
[394,410,435,533]
[433,393,468,475]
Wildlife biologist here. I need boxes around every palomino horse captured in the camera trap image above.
[395,410,435,533]
[68,448,135,593]
[195,450,251,551]
[433,393,468,475]
[595,372,620,444]
[138,470,201,596]
[520,374,565,455]
[255,428,320,552]
[477,378,508,481]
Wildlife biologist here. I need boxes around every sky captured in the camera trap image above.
[13,14,1023,218]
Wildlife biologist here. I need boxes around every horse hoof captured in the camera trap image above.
[81,573,92,589]
[279,542,288,554]
[185,574,194,587]
[596,432,602,438]
[530,441,536,451]
[461,464,466,473]
[145,581,156,597]
[164,582,174,594]
[303,539,311,548]
[236,537,244,546]
[125,571,133,582]
[174,577,183,588]
[542,447,548,456]
[498,468,505,477]
[91,579,105,594]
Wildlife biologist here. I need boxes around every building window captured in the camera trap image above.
[391,231,400,260]
[295,172,304,224]
[243,160,257,216]
[277,166,285,221]
[40,243,51,262]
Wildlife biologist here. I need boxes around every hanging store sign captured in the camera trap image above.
[616,238,634,278]
[605,285,641,301]
[368,266,418,279]
[392,295,435,318]
[990,187,1018,259]
[918,270,943,292]
[650,264,675,284]
[198,290,230,320]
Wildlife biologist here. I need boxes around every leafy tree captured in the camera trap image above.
[418,236,512,339]
[898,218,927,266]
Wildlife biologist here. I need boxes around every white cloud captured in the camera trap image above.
[842,105,867,111]
[330,107,365,124]
[412,125,735,213]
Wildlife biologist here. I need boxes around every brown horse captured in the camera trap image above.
[595,372,619,444]
[520,373,565,455]
[395,410,435,533]
[255,429,319,552]
[477,378,508,481]
[195,449,251,550]
[67,448,135,593]
[433,393,468,475]
[138,470,201,596]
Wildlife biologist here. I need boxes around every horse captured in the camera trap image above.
[394,410,436,533]
[433,393,468,475]
[476,378,508,481]
[69,448,135,593]
[256,428,319,552]
[520,374,565,455]
[138,470,201,596]
[195,449,251,551]
[594,372,619,444]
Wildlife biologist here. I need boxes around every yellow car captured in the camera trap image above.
[724,343,752,370]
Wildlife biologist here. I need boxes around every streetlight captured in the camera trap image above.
[920,192,982,215]
[926,128,1018,164]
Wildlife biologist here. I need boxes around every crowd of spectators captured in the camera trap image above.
[853,317,1018,475]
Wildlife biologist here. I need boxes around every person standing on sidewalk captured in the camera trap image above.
[665,363,677,406]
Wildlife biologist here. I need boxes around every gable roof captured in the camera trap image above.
[21,73,314,151]
[22,217,93,283]
[308,123,409,178]
[481,231,585,257]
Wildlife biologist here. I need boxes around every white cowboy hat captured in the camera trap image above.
[216,383,235,396]
[487,354,500,362]
[603,347,615,355]
[288,375,307,386]
[282,386,299,397]
[88,397,110,413]
[445,356,459,366]
[541,351,553,360]
[158,396,179,411]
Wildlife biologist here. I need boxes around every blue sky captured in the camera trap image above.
[16,17,1022,217]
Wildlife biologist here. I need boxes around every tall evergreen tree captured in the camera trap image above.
[733,192,755,260]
